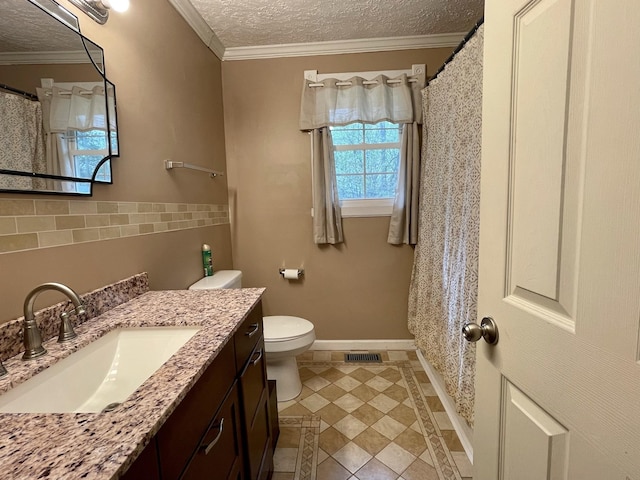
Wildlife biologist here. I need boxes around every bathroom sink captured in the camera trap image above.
[0,327,200,413]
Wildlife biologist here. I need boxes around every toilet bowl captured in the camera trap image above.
[263,316,315,401]
[189,270,315,402]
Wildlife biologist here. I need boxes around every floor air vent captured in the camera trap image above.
[344,353,382,363]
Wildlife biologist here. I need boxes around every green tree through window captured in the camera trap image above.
[67,130,113,193]
[330,122,401,200]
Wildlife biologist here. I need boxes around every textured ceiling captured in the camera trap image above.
[189,0,484,48]
[0,0,82,53]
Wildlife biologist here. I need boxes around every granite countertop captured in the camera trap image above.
[0,288,265,480]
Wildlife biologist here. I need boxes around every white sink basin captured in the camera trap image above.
[0,327,200,413]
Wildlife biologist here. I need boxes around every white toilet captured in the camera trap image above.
[189,270,315,402]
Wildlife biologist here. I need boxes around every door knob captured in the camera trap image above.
[462,317,499,345]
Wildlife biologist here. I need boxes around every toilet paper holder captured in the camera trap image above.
[279,268,304,279]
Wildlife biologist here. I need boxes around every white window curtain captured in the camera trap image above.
[37,85,109,191]
[300,74,423,245]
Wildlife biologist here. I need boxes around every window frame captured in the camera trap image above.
[66,130,111,193]
[331,122,402,217]
[305,65,424,219]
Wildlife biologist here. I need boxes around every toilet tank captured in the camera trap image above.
[188,270,242,290]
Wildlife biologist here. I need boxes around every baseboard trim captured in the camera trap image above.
[310,339,416,351]
[416,349,474,463]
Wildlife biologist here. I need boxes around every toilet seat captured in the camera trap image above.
[263,316,314,342]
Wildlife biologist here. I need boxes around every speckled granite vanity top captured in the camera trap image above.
[0,287,265,479]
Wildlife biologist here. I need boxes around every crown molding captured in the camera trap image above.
[222,33,465,61]
[0,51,91,65]
[166,1,464,62]
[166,0,225,60]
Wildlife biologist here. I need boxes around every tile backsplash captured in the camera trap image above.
[0,200,229,254]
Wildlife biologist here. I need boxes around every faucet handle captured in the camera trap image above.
[58,311,78,343]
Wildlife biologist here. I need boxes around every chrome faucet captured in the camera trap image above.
[22,283,85,360]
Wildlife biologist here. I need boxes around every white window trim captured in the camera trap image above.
[340,198,394,217]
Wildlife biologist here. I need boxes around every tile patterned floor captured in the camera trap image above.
[272,350,473,480]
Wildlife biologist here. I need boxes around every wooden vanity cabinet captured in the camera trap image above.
[181,383,244,480]
[156,340,237,480]
[120,300,273,480]
[119,437,161,480]
[234,302,273,480]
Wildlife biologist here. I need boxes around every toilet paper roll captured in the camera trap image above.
[282,269,300,280]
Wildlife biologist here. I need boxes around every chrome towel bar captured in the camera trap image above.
[165,159,224,178]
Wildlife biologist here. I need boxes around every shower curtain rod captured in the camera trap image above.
[427,16,484,86]
[0,83,38,100]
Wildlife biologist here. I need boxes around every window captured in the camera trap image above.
[67,129,112,193]
[330,121,401,216]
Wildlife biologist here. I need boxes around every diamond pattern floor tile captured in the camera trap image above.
[333,441,373,473]
[273,352,471,480]
[375,443,417,474]
[333,414,369,439]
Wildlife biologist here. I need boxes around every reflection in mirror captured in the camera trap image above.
[0,0,118,195]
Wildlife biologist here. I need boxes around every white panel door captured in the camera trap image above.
[474,0,640,479]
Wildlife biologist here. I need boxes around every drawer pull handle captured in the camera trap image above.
[245,323,260,337]
[201,418,224,455]
[250,348,263,366]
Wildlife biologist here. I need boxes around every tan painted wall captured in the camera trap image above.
[0,0,230,322]
[0,64,101,93]
[222,49,453,340]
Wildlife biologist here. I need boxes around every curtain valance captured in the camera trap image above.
[37,85,114,133]
[299,74,423,130]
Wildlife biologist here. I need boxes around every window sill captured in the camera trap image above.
[311,199,394,218]
[340,198,393,217]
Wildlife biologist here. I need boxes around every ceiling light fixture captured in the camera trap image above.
[67,0,130,25]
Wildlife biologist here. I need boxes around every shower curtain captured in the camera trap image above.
[0,91,46,190]
[408,25,484,426]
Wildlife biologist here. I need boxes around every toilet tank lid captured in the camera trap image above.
[263,316,314,341]
[189,270,242,290]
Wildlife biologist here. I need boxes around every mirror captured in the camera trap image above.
[0,0,119,195]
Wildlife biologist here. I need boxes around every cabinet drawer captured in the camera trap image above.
[157,340,235,480]
[234,302,263,373]
[239,339,267,423]
[182,383,244,480]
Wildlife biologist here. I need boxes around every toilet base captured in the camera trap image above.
[266,355,302,402]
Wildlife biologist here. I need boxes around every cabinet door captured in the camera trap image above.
[251,394,273,480]
[181,383,244,480]
[119,438,161,480]
[157,341,235,480]
[238,340,271,480]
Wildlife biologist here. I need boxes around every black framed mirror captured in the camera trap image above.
[0,0,119,195]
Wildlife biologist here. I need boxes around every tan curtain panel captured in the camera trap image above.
[388,122,420,245]
[311,128,343,244]
[408,25,484,426]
